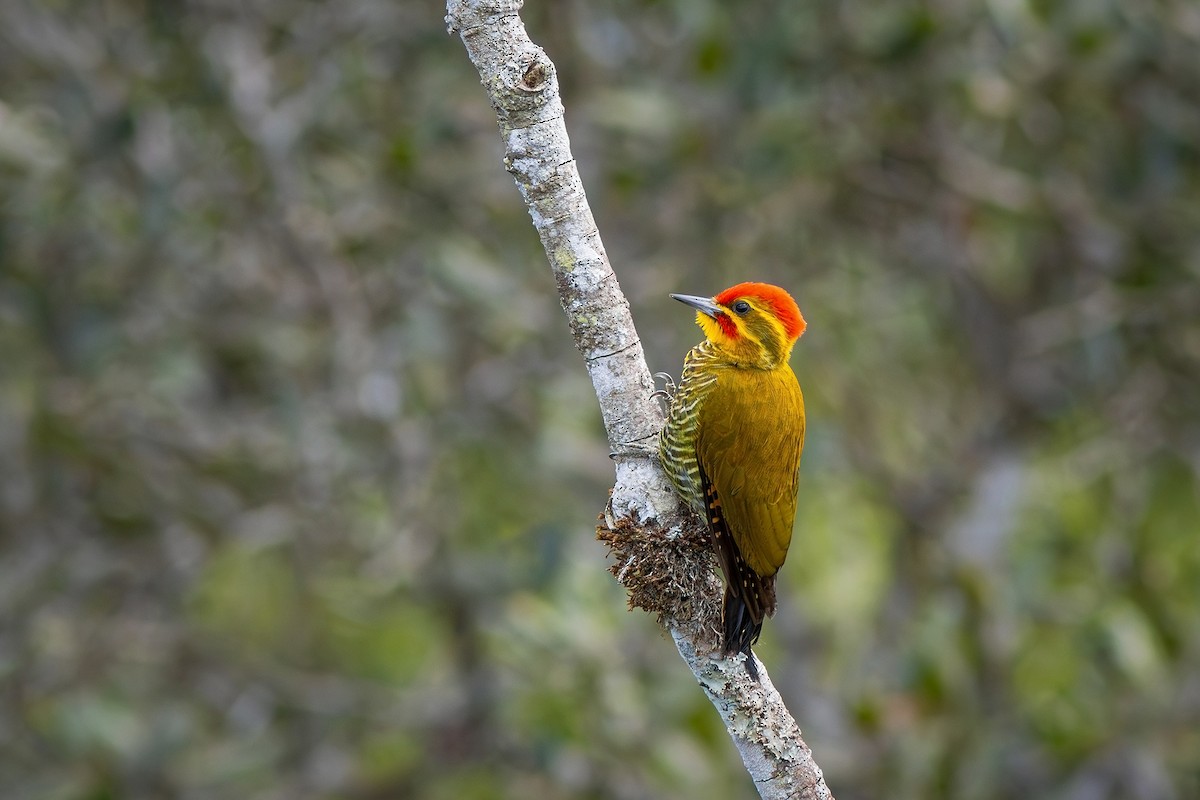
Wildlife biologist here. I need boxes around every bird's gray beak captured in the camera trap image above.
[670,293,722,319]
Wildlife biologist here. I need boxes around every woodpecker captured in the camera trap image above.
[659,282,806,678]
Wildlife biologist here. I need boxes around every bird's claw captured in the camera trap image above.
[652,371,677,402]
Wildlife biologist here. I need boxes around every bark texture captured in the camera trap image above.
[447,2,834,797]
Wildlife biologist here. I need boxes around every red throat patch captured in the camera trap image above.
[716,313,739,339]
[715,282,806,341]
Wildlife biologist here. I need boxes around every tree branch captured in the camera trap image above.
[446,2,834,797]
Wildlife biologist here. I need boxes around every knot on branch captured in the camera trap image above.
[596,510,722,645]
[494,49,558,116]
[518,60,548,92]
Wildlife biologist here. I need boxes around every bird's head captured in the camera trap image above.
[671,282,806,368]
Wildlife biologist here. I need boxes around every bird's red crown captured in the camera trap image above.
[715,282,806,341]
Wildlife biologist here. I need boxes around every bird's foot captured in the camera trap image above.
[609,435,659,461]
[650,371,677,403]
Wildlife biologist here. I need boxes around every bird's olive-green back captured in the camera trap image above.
[694,362,805,577]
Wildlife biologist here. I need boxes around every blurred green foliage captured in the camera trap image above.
[2,0,1199,798]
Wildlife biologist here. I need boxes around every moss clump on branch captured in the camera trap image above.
[596,511,723,647]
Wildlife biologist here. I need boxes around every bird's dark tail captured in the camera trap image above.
[723,586,763,681]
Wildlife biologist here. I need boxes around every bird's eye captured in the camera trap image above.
[733,300,751,315]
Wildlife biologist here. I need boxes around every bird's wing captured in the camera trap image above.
[697,455,772,641]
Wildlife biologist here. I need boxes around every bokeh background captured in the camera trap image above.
[2,0,1199,798]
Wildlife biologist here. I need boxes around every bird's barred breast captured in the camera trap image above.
[659,342,722,510]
